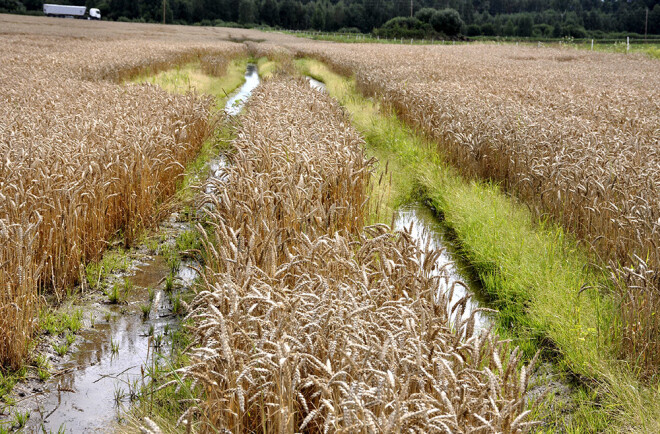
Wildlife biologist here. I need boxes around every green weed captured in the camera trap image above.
[141,303,152,319]
[160,244,181,273]
[37,368,50,381]
[85,249,129,290]
[175,230,201,257]
[171,294,183,316]
[64,332,75,346]
[53,343,69,357]
[165,273,175,293]
[12,410,29,429]
[39,309,83,336]
[110,337,119,355]
[105,283,120,304]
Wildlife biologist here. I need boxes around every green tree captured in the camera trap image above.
[311,3,325,30]
[516,14,534,36]
[430,8,463,36]
[466,23,481,35]
[259,0,277,25]
[375,16,432,38]
[650,5,660,35]
[238,0,256,23]
[414,7,436,23]
[503,18,515,35]
[0,0,26,12]
[481,22,496,35]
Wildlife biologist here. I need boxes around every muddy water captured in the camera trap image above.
[393,203,492,330]
[16,256,195,433]
[224,63,260,116]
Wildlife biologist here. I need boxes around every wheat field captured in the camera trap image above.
[175,76,537,432]
[0,19,246,367]
[291,41,660,376]
[2,13,660,431]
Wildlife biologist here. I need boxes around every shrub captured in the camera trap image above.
[430,8,463,37]
[466,23,481,36]
[375,17,433,39]
[414,7,436,23]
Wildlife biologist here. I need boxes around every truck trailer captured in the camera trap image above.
[43,4,101,20]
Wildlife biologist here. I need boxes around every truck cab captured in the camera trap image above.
[89,8,101,20]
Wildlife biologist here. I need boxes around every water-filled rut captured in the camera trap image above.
[303,76,489,329]
[393,203,491,330]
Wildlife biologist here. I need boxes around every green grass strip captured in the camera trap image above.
[295,58,660,432]
[132,57,249,110]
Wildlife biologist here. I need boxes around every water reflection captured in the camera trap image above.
[224,64,260,116]
[393,203,491,330]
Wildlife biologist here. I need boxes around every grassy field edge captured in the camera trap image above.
[294,58,660,432]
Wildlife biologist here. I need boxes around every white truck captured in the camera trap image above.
[43,4,101,20]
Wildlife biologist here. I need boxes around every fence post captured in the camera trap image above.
[591,39,594,50]
[627,36,630,53]
[410,38,413,45]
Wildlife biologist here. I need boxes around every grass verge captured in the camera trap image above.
[294,58,660,432]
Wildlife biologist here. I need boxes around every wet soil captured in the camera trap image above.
[3,213,199,433]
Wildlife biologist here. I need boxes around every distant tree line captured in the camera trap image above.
[2,0,659,38]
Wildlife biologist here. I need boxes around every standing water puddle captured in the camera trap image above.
[394,203,492,330]
[206,63,260,197]
[4,65,261,433]
[224,63,260,116]
[306,76,326,92]
[13,255,194,433]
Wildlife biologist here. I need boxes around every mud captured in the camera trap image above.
[3,213,200,433]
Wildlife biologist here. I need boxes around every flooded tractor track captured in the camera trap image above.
[304,74,489,328]
[393,203,492,329]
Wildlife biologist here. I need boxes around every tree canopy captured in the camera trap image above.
[2,0,659,38]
